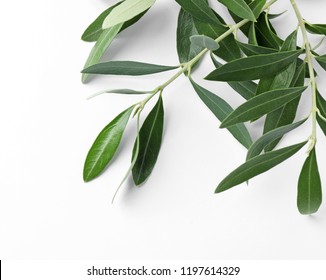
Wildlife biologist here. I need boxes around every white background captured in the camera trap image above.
[1,0,326,259]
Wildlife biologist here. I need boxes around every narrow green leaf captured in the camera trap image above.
[249,0,267,19]
[97,89,150,95]
[82,23,123,83]
[305,23,326,36]
[210,54,256,100]
[218,0,256,21]
[83,106,135,182]
[176,9,202,64]
[256,31,298,95]
[263,61,305,151]
[132,96,164,185]
[205,50,302,82]
[256,31,298,96]
[216,141,307,193]
[283,30,298,50]
[175,0,221,26]
[238,42,276,56]
[191,79,253,149]
[316,91,326,136]
[262,31,301,150]
[81,2,148,42]
[248,23,258,45]
[82,61,178,76]
[190,35,219,51]
[102,0,155,29]
[82,2,120,42]
[247,119,307,160]
[297,148,322,215]
[315,55,326,71]
[220,87,307,128]
[88,89,151,100]
[255,13,283,49]
[268,11,287,20]
[255,31,298,96]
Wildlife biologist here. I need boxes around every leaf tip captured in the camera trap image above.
[214,186,224,194]
[219,122,227,129]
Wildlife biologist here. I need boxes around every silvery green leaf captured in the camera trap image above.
[82,1,148,42]
[82,23,123,83]
[177,9,202,63]
[82,61,178,76]
[194,18,241,61]
[102,0,155,29]
[190,35,220,51]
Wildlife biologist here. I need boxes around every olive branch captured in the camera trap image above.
[81,0,326,215]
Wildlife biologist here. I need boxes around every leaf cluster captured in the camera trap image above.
[81,0,326,214]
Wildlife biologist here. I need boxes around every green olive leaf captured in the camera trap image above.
[262,61,305,151]
[261,30,300,149]
[81,2,148,42]
[216,141,307,193]
[257,34,297,91]
[132,96,164,185]
[177,9,202,63]
[102,0,155,29]
[190,79,253,149]
[250,0,267,19]
[255,13,283,49]
[238,42,277,56]
[82,61,178,76]
[205,50,302,82]
[268,11,287,20]
[83,106,135,182]
[218,0,256,21]
[175,0,221,26]
[305,23,326,36]
[248,22,258,45]
[246,119,307,160]
[315,55,326,71]
[88,89,151,100]
[316,91,326,136]
[82,2,121,42]
[82,23,123,83]
[190,35,220,51]
[256,30,298,95]
[210,54,256,100]
[220,86,307,128]
[297,148,322,215]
